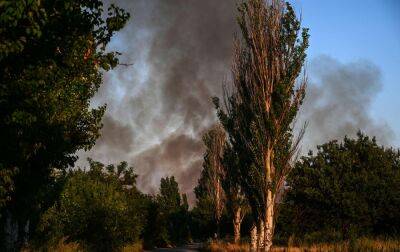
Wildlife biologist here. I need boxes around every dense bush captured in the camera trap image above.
[35,160,146,251]
[142,176,190,249]
[34,168,193,251]
[276,132,400,243]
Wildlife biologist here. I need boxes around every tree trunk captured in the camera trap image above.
[263,190,274,251]
[250,224,257,251]
[258,220,265,250]
[215,174,222,238]
[233,207,242,244]
[263,147,274,251]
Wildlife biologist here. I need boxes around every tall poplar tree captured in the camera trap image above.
[195,124,226,238]
[221,146,248,244]
[215,0,309,250]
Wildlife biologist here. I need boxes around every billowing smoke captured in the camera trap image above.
[298,56,394,153]
[78,0,237,202]
[78,1,393,202]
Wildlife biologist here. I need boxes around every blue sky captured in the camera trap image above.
[292,0,400,145]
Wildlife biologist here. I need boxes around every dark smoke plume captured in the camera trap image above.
[78,2,393,203]
[78,0,237,201]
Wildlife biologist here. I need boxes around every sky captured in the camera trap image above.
[292,0,400,143]
[78,0,400,202]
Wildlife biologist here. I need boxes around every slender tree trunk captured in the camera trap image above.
[262,147,274,251]
[258,220,265,249]
[215,176,221,238]
[250,224,257,251]
[233,207,242,243]
[263,190,274,251]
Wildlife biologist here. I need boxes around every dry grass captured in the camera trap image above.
[50,241,81,252]
[122,242,143,252]
[22,240,143,252]
[205,238,400,252]
[21,240,81,252]
[207,241,250,251]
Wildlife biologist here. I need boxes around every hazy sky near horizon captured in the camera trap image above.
[78,0,400,200]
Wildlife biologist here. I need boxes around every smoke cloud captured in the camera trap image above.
[78,1,393,202]
[78,0,237,201]
[298,55,394,152]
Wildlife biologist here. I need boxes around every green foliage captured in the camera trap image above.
[196,125,226,204]
[194,163,215,211]
[142,197,169,249]
[0,0,129,248]
[143,176,190,249]
[0,164,15,215]
[191,195,217,240]
[277,133,400,242]
[158,176,181,211]
[194,135,248,242]
[0,0,46,57]
[221,145,248,220]
[194,125,226,239]
[35,159,145,252]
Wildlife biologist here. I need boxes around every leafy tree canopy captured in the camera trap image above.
[0,0,129,245]
[279,132,400,241]
[36,159,144,252]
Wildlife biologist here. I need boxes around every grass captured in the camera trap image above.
[21,240,81,252]
[204,238,400,252]
[122,242,143,252]
[205,241,249,251]
[22,240,143,252]
[23,238,400,251]
[49,241,81,252]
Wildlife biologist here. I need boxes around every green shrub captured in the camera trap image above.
[35,160,146,252]
[277,133,400,242]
